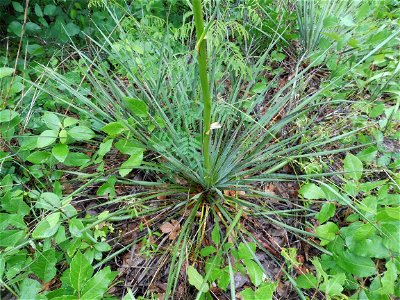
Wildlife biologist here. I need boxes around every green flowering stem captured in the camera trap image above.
[193,0,212,186]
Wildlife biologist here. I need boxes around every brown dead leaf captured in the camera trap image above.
[41,277,57,292]
[157,195,167,200]
[160,220,181,240]
[223,189,245,197]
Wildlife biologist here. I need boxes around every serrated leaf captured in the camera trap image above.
[344,153,363,181]
[316,222,339,246]
[237,242,256,260]
[30,249,57,282]
[187,265,209,293]
[378,260,397,295]
[37,130,58,148]
[32,212,61,239]
[52,144,69,163]
[70,252,94,293]
[316,202,335,224]
[243,259,264,287]
[255,281,277,299]
[320,273,346,296]
[68,126,95,141]
[80,267,117,299]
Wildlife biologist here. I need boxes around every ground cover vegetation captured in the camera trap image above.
[0,0,399,299]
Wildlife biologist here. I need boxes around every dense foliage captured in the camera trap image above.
[0,0,399,299]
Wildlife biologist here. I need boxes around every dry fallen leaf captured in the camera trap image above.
[160,220,181,240]
[223,189,245,197]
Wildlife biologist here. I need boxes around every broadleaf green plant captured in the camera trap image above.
[26,1,400,299]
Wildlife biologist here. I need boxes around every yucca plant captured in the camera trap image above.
[29,1,400,299]
[296,0,359,54]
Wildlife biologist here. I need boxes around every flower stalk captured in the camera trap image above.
[193,0,212,186]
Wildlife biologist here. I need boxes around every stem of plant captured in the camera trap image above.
[193,0,212,186]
